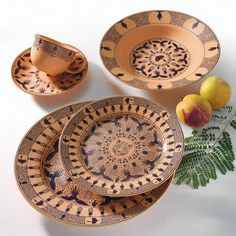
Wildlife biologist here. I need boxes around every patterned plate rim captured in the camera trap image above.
[11,48,88,96]
[60,96,184,197]
[100,10,221,90]
[15,100,174,226]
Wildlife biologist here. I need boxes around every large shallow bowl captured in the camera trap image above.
[100,10,220,90]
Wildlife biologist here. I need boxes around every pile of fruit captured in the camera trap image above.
[176,76,231,128]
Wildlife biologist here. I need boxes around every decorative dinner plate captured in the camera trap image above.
[60,97,184,197]
[11,48,88,96]
[100,10,220,90]
[15,101,173,226]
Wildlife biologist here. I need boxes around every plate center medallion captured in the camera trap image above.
[80,114,164,182]
[109,138,135,158]
[130,38,190,79]
[151,52,170,66]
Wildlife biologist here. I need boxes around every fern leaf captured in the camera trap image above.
[176,172,189,185]
[221,105,233,113]
[175,106,236,189]
[230,120,236,129]
[212,114,227,121]
[192,172,199,189]
[199,173,207,186]
[202,126,220,134]
[210,151,227,174]
[185,142,211,152]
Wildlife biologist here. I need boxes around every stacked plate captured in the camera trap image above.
[15,96,184,226]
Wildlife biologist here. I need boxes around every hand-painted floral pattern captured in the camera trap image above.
[43,136,105,206]
[81,115,163,182]
[131,39,190,79]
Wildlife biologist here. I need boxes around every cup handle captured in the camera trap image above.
[65,52,87,74]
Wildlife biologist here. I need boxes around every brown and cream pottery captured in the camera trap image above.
[60,97,184,197]
[100,10,220,90]
[11,48,88,96]
[31,34,86,76]
[15,101,174,226]
[13,10,222,226]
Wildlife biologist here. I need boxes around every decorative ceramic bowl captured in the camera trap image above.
[15,101,173,226]
[100,10,220,90]
[60,96,184,197]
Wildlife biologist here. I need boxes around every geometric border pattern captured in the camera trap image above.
[33,35,76,62]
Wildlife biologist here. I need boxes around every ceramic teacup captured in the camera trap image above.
[31,34,85,76]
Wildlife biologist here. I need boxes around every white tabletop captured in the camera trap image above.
[1,0,236,235]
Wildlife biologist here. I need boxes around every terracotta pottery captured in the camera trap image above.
[11,48,88,96]
[100,10,220,90]
[15,101,173,226]
[60,96,184,197]
[31,34,86,76]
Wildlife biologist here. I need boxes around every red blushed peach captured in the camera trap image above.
[176,94,212,128]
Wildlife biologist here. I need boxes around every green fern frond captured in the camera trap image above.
[212,114,227,121]
[185,142,211,152]
[230,120,236,129]
[202,126,220,134]
[184,133,215,143]
[175,106,236,189]
[220,105,233,113]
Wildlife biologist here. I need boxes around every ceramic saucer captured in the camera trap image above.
[60,96,184,197]
[11,48,88,96]
[100,10,220,90]
[15,101,173,226]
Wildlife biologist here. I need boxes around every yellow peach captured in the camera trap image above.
[200,76,231,110]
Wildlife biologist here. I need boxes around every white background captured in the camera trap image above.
[1,0,236,235]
